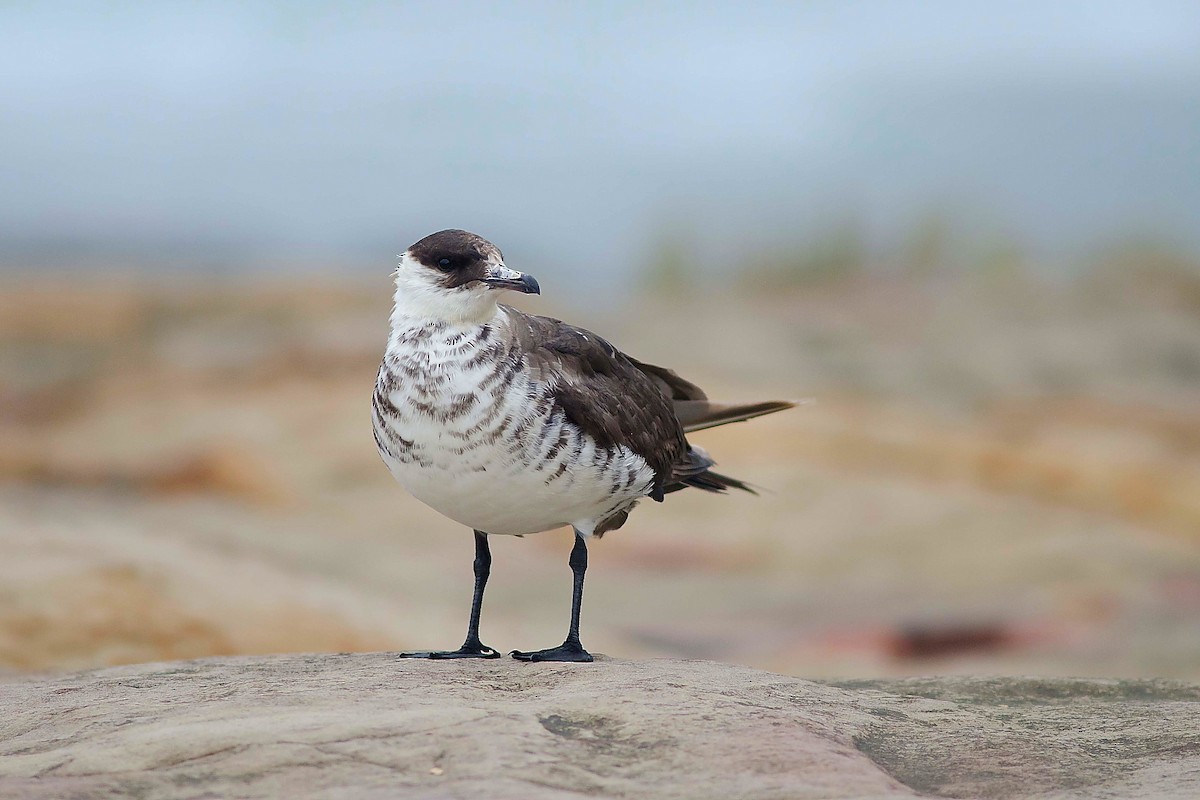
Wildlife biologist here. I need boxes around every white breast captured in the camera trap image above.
[373,313,654,536]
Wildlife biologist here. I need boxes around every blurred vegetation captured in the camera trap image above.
[1087,237,1200,315]
[902,212,953,279]
[747,220,866,288]
[643,229,696,295]
[641,214,1200,301]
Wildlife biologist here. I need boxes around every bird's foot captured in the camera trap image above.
[398,641,500,660]
[510,641,594,663]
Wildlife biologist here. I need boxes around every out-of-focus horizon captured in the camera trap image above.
[3,1,1200,293]
[3,3,1199,681]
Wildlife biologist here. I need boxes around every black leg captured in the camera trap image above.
[511,531,594,662]
[399,530,500,659]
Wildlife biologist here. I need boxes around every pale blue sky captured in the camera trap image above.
[2,1,1198,284]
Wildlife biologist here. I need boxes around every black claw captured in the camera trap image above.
[398,644,500,660]
[510,643,594,663]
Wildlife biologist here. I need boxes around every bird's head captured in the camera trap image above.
[392,229,539,325]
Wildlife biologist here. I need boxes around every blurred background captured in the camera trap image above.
[2,1,1199,680]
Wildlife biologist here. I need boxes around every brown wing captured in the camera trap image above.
[508,310,689,497]
[505,307,793,502]
[623,356,708,401]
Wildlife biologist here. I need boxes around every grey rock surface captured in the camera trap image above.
[1,654,1198,799]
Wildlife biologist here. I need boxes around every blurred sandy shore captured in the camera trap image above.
[1,272,1198,678]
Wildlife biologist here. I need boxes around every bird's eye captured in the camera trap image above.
[437,258,454,272]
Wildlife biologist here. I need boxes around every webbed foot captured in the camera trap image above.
[399,642,500,659]
[510,642,593,663]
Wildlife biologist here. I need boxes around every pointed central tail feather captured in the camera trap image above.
[661,400,796,496]
[673,399,797,433]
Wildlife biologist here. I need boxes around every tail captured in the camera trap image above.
[669,467,758,496]
[673,399,797,433]
[662,400,797,496]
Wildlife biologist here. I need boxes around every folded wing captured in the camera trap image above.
[509,309,793,501]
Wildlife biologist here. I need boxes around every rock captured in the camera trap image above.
[1,655,1198,799]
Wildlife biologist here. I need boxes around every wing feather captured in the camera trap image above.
[508,310,686,495]
[503,307,791,498]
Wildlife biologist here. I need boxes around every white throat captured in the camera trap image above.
[389,252,501,330]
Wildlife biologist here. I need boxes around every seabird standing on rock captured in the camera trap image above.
[374,229,793,662]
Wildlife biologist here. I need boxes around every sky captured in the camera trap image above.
[2,1,1198,286]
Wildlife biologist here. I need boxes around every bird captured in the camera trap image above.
[373,229,793,662]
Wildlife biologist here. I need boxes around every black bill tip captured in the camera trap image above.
[482,270,540,295]
[519,274,541,295]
